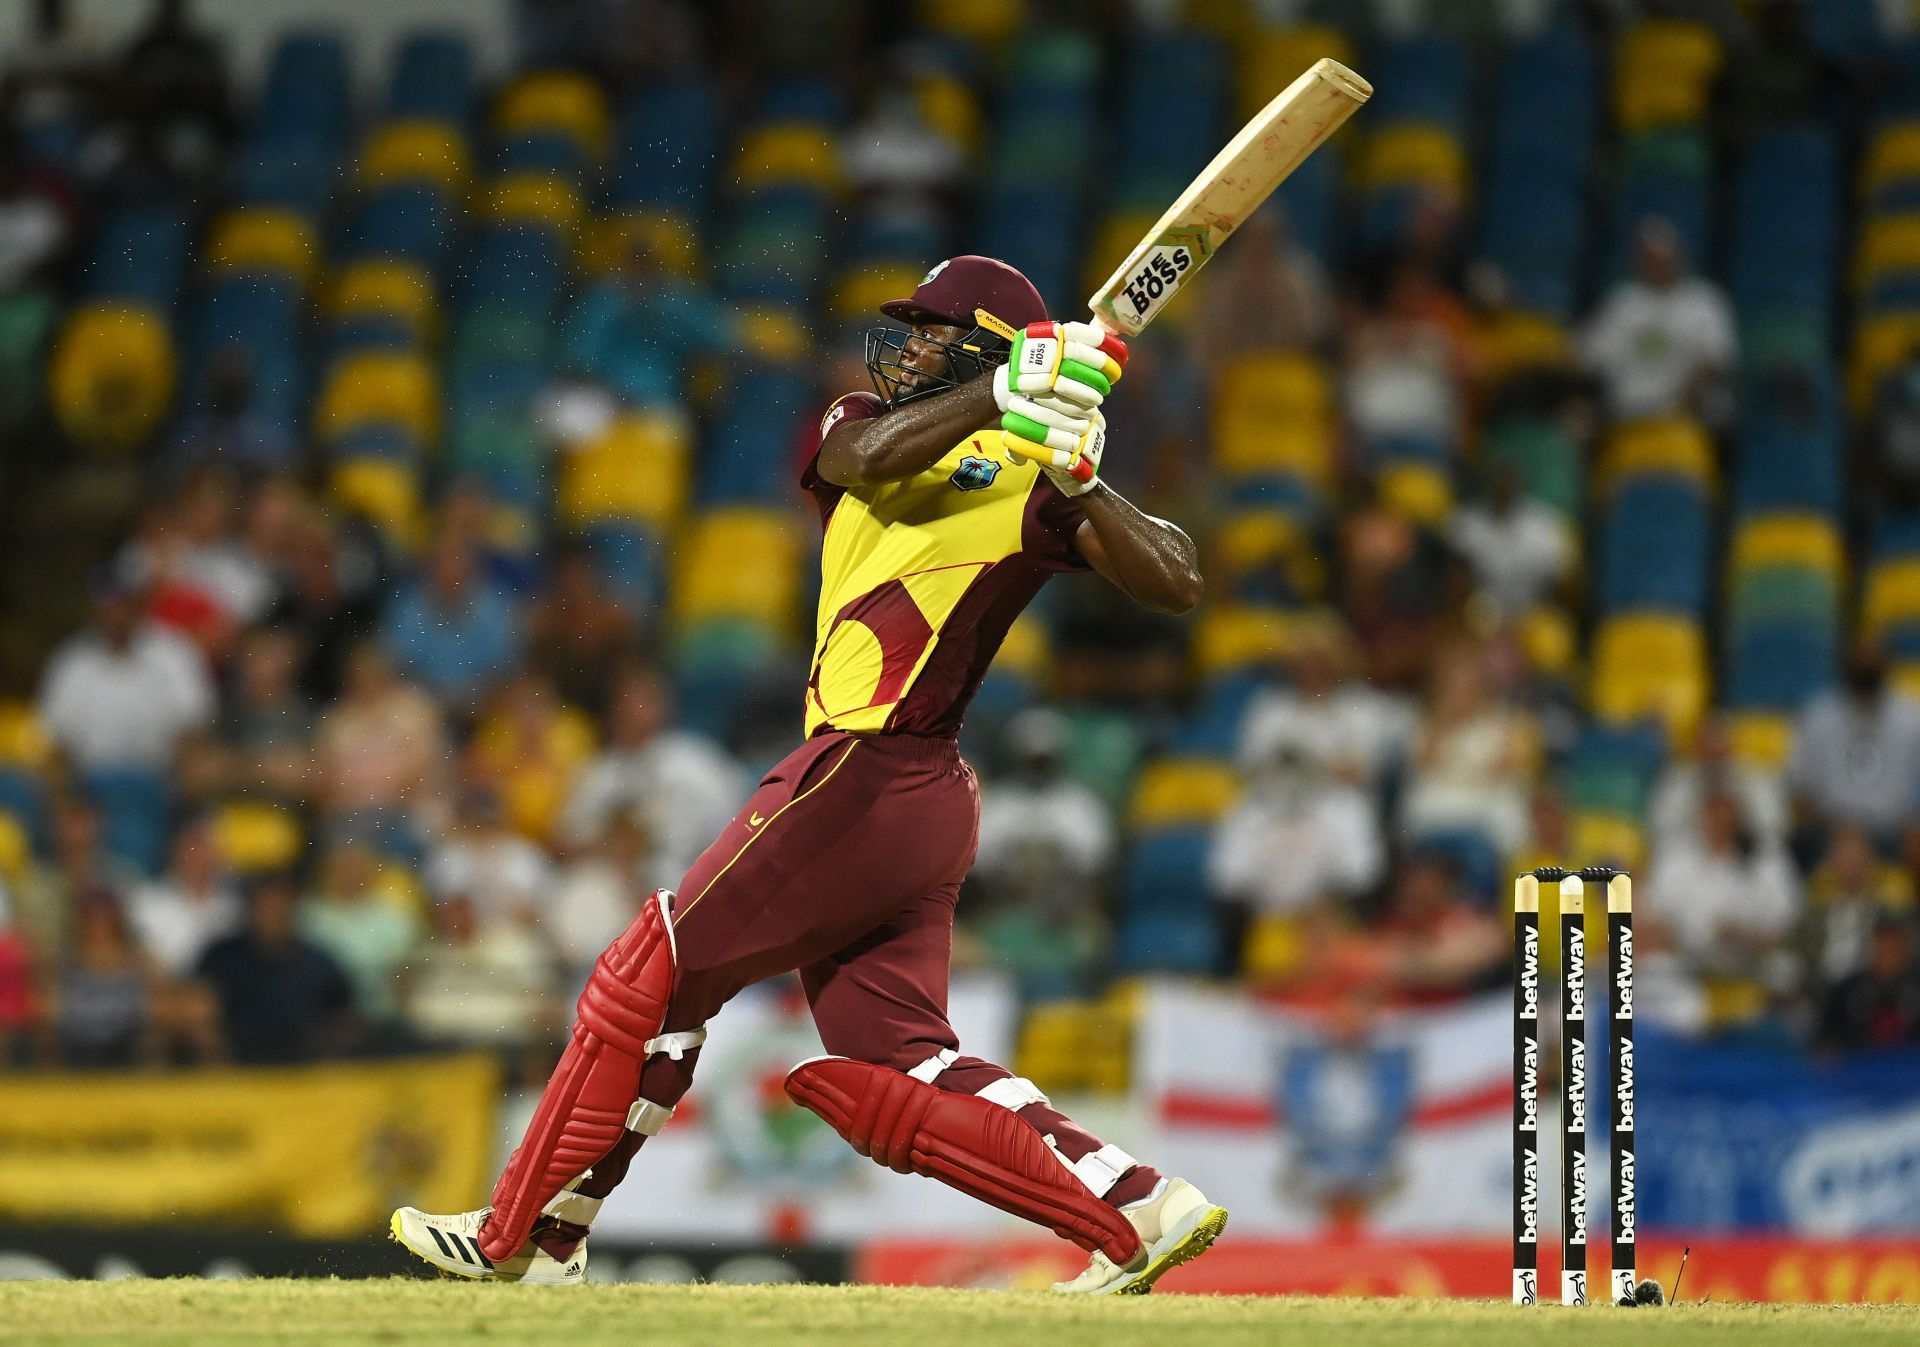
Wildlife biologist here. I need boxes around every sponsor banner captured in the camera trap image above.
[0,1228,847,1284]
[581,975,1024,1244]
[855,1236,1920,1303]
[0,1055,499,1237]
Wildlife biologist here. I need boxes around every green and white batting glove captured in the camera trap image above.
[1001,406,1106,496]
[997,321,1128,410]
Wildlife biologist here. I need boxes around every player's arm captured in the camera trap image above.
[815,378,997,487]
[1073,488,1204,615]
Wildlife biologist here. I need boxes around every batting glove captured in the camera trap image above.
[1003,408,1106,496]
[998,321,1128,410]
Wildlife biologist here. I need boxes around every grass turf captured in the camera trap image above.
[2,1282,1918,1347]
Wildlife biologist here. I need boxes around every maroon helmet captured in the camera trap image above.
[865,256,1049,407]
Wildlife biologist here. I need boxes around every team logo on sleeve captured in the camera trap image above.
[949,455,1000,491]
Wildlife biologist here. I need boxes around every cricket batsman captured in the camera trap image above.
[393,256,1225,1294]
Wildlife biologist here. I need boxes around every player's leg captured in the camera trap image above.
[792,888,1228,1293]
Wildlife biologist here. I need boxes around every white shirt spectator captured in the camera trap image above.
[1580,276,1736,421]
[1346,321,1460,444]
[1237,681,1417,789]
[974,778,1116,893]
[1449,494,1574,616]
[125,876,241,978]
[38,623,214,772]
[428,831,554,930]
[561,731,747,887]
[549,856,638,978]
[1644,838,1800,963]
[1647,762,1790,849]
[1788,685,1920,837]
[1210,773,1385,915]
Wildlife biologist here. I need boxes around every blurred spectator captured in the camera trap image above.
[122,466,277,644]
[1399,641,1535,855]
[0,886,33,1064]
[549,815,647,986]
[1348,852,1505,1000]
[298,843,421,1030]
[44,897,153,1067]
[1580,217,1736,423]
[1335,486,1453,691]
[966,710,1116,999]
[161,350,297,478]
[0,115,78,296]
[525,543,639,712]
[1190,204,1333,362]
[1788,643,1920,848]
[1648,714,1789,850]
[314,643,448,857]
[403,894,561,1054]
[469,672,596,845]
[381,535,524,709]
[1817,914,1920,1051]
[1345,266,1465,451]
[181,623,313,802]
[271,511,382,703]
[560,665,746,886]
[1211,742,1384,929]
[116,0,233,178]
[1642,789,1800,1034]
[1803,823,1914,988]
[1448,464,1574,619]
[427,788,552,934]
[555,236,735,409]
[843,73,966,234]
[38,571,213,774]
[124,815,239,979]
[1236,614,1416,790]
[8,796,132,966]
[195,872,356,1064]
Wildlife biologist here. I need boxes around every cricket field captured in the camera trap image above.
[2,1281,1917,1347]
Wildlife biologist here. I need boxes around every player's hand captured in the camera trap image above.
[1004,407,1106,497]
[995,321,1128,410]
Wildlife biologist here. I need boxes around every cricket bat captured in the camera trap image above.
[1084,57,1372,337]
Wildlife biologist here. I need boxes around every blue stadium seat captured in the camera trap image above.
[701,370,811,505]
[1727,626,1836,711]
[1370,33,1472,132]
[1599,478,1712,615]
[82,769,171,877]
[756,78,847,127]
[82,205,191,310]
[1734,422,1844,517]
[1114,909,1219,975]
[1564,723,1667,817]
[611,81,720,214]
[258,31,351,151]
[1172,673,1266,757]
[388,30,473,121]
[497,131,588,182]
[350,185,454,270]
[1121,828,1213,915]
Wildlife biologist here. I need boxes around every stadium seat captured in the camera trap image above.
[83,768,172,877]
[1128,758,1241,830]
[671,509,803,632]
[485,173,585,238]
[494,70,609,158]
[1727,512,1845,583]
[331,457,422,546]
[204,208,321,291]
[387,29,472,121]
[212,801,305,874]
[358,119,470,194]
[583,208,702,279]
[1849,312,1920,410]
[734,125,842,194]
[558,413,691,532]
[47,302,177,453]
[314,351,439,444]
[1598,417,1716,494]
[1590,612,1710,744]
[1356,126,1469,197]
[1597,477,1712,615]
[1614,20,1723,132]
[831,264,927,322]
[1237,25,1354,122]
[1193,603,1295,677]
[328,260,438,348]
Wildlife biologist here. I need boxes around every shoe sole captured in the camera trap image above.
[1117,1204,1230,1296]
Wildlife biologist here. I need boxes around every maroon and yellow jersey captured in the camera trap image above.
[798,391,1089,739]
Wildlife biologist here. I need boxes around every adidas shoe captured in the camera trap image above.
[1050,1178,1228,1296]
[390,1205,587,1285]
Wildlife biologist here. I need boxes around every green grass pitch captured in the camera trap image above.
[2,1282,1917,1347]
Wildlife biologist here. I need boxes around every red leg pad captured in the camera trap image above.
[477,890,678,1261]
[785,1056,1144,1268]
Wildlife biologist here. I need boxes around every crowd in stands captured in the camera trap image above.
[3,0,1920,1086]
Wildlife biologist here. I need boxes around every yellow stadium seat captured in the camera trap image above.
[735,305,810,363]
[1084,209,1161,311]
[582,208,700,278]
[1013,999,1130,1094]
[1570,810,1647,871]
[734,124,841,193]
[832,263,926,321]
[314,351,438,443]
[995,613,1050,682]
[1520,605,1578,678]
[48,301,176,453]
[1476,311,1574,387]
[1357,125,1469,196]
[213,801,304,873]
[204,207,319,290]
[1590,612,1709,745]
[1598,416,1716,493]
[558,412,691,531]
[1377,461,1454,525]
[1727,512,1845,582]
[1194,603,1295,675]
[1893,663,1920,700]
[912,0,1024,49]
[1726,712,1794,769]
[1862,123,1920,198]
[1213,352,1337,484]
[915,72,982,157]
[672,508,803,632]
[329,260,437,344]
[1218,350,1335,423]
[1865,557,1920,636]
[1129,758,1242,829]
[486,172,584,236]
[1216,509,1304,573]
[493,70,609,157]
[1851,312,1920,410]
[358,118,469,193]
[1239,25,1355,121]
[1854,214,1920,292]
[331,457,421,545]
[0,700,50,768]
[1243,912,1309,983]
[1614,20,1723,132]
[0,811,26,882]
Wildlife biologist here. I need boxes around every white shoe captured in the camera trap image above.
[1050,1178,1228,1296]
[390,1205,587,1285]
